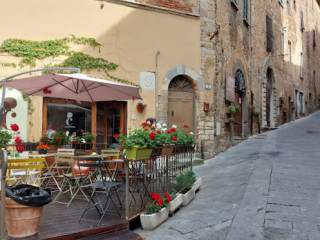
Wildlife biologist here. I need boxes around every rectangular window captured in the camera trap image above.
[266,15,273,52]
[300,11,305,31]
[281,33,285,55]
[287,0,290,14]
[313,29,317,48]
[300,52,303,78]
[288,41,292,61]
[243,0,249,22]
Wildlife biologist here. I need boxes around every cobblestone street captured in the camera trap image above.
[135,111,320,240]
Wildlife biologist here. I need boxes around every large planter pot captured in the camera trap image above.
[186,145,194,152]
[126,147,152,160]
[174,144,187,154]
[169,193,183,215]
[37,149,48,154]
[5,197,44,238]
[181,188,196,207]
[161,144,175,156]
[48,144,62,152]
[140,206,169,230]
[192,177,202,192]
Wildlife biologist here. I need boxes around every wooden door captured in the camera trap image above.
[266,74,272,127]
[168,90,194,132]
[234,90,243,137]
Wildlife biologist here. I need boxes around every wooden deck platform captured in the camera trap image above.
[7,193,142,240]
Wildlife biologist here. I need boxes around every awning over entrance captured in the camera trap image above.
[2,73,142,102]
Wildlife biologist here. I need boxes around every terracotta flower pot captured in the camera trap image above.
[136,105,144,112]
[5,197,44,238]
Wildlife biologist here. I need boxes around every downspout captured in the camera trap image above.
[0,150,8,240]
[155,51,160,121]
[0,67,80,124]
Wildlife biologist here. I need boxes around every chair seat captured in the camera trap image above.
[82,181,121,189]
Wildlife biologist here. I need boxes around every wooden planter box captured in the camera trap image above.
[140,206,169,230]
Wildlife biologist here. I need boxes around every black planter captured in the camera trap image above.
[174,144,187,154]
[38,149,48,154]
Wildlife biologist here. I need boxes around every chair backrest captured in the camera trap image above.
[101,149,122,159]
[54,153,75,176]
[75,156,107,182]
[57,148,75,155]
[7,158,45,186]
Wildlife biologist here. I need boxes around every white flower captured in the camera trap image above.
[162,128,167,132]
[147,121,151,125]
[156,123,162,129]
[172,125,177,128]
[162,123,167,127]
[189,132,194,135]
[66,131,69,136]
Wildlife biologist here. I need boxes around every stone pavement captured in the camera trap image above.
[134,111,320,240]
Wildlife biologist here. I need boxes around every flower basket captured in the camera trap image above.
[136,105,145,112]
[181,188,195,207]
[186,144,194,152]
[161,144,175,156]
[140,206,169,230]
[169,193,183,215]
[174,143,187,154]
[126,147,153,160]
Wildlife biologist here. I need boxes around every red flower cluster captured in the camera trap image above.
[151,192,171,207]
[56,137,61,142]
[149,132,156,140]
[43,87,52,94]
[141,122,148,127]
[11,124,24,153]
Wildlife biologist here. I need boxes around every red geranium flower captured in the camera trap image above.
[40,138,45,142]
[119,126,122,129]
[52,128,56,131]
[172,136,178,141]
[113,134,119,138]
[16,145,24,153]
[164,193,172,202]
[10,124,19,132]
[171,128,176,132]
[56,137,61,142]
[149,132,156,140]
[151,126,156,130]
[157,130,161,134]
[157,198,164,206]
[15,136,22,145]
[184,125,189,128]
[166,130,171,134]
[141,122,148,127]
[145,128,149,131]
[151,193,160,201]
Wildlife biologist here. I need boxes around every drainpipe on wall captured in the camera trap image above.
[155,51,160,121]
[0,150,8,240]
[0,67,80,124]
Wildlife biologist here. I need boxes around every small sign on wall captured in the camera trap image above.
[226,76,235,102]
[140,72,155,89]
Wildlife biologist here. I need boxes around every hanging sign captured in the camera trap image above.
[226,76,235,102]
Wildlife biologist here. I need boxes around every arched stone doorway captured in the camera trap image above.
[168,75,194,132]
[266,68,274,127]
[234,69,247,137]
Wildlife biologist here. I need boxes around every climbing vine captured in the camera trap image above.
[0,35,140,88]
[21,93,34,115]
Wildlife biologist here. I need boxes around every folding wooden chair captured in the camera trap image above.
[7,158,45,187]
[101,149,123,181]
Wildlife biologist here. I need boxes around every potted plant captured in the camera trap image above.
[36,144,50,154]
[136,102,147,112]
[168,188,183,215]
[146,117,156,126]
[40,128,70,151]
[176,171,196,206]
[0,123,24,154]
[114,122,160,160]
[140,192,171,230]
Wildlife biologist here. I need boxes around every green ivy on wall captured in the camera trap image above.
[0,35,140,88]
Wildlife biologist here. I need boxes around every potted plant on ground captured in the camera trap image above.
[176,171,196,206]
[36,144,50,154]
[140,192,171,230]
[168,188,183,215]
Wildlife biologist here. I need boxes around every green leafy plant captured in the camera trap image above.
[82,132,96,143]
[0,123,24,153]
[40,128,69,145]
[176,171,196,192]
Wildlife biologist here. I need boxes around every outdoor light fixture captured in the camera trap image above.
[205,84,212,90]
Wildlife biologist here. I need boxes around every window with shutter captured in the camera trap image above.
[231,0,238,9]
[313,29,316,48]
[300,11,305,31]
[279,0,284,6]
[266,15,273,52]
[243,0,249,22]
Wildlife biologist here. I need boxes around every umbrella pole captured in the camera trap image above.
[0,67,80,124]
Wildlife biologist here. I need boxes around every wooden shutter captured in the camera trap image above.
[266,15,273,52]
[300,11,305,31]
[313,29,317,48]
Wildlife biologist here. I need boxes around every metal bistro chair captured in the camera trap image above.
[76,156,123,226]
[53,153,90,207]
